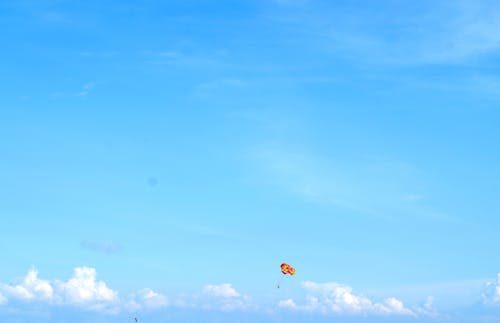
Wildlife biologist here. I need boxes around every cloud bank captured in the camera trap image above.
[279,281,415,316]
[0,267,166,313]
[0,268,454,318]
[0,269,253,314]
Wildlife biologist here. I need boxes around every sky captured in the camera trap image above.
[1,0,500,322]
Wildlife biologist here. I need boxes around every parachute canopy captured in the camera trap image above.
[281,263,296,275]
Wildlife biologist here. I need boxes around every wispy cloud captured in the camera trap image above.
[265,1,500,65]
[49,81,98,100]
[250,144,455,222]
[77,82,97,97]
[414,1,500,64]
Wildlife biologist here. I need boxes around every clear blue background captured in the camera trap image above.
[1,0,500,321]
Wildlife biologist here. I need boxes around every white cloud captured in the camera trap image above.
[201,283,253,311]
[482,273,500,305]
[203,283,240,298]
[0,268,54,301]
[278,298,297,309]
[0,268,256,314]
[0,267,168,314]
[125,288,169,311]
[56,267,118,305]
[414,296,439,317]
[279,281,414,316]
[383,297,414,315]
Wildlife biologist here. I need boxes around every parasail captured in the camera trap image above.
[280,263,296,275]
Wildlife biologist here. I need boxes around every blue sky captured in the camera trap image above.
[1,0,500,322]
